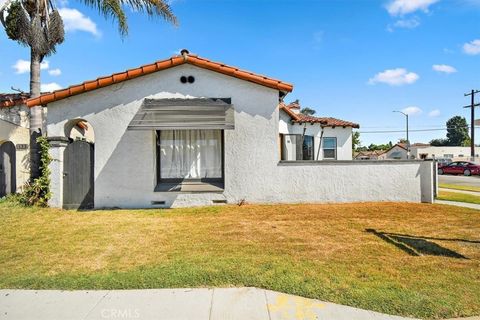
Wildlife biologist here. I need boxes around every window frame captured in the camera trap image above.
[156,130,225,185]
[280,134,315,161]
[322,137,337,160]
[302,135,315,161]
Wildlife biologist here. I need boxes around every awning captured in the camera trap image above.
[127,98,234,130]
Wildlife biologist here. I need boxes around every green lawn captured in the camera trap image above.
[439,183,480,193]
[437,191,480,205]
[0,200,479,319]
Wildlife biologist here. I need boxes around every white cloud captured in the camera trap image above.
[428,109,441,117]
[432,64,457,74]
[368,68,419,86]
[401,106,422,115]
[386,0,439,16]
[463,39,480,55]
[41,82,62,92]
[393,17,420,28]
[48,68,62,76]
[58,8,100,37]
[12,59,49,74]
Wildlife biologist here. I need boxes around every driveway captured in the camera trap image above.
[439,174,480,187]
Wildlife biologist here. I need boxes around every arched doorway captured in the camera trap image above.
[0,141,16,197]
[63,120,95,209]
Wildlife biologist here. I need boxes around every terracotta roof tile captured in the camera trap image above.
[27,51,294,107]
[311,116,360,128]
[279,102,359,128]
[0,93,29,108]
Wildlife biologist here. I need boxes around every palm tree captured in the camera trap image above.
[300,107,316,116]
[1,0,176,179]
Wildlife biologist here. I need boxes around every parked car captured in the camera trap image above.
[438,161,480,176]
[436,158,452,168]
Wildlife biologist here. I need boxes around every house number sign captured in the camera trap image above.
[16,144,28,150]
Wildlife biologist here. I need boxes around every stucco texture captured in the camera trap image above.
[44,64,434,208]
[0,119,30,191]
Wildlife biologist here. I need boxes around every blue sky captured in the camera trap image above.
[1,0,480,146]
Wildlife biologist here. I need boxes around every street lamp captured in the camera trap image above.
[393,110,410,159]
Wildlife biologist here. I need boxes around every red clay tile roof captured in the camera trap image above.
[26,51,293,107]
[312,116,360,128]
[0,93,29,108]
[411,142,430,147]
[354,150,386,158]
[279,102,360,128]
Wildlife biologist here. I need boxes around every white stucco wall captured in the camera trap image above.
[279,110,353,160]
[45,64,434,208]
[0,119,30,191]
[276,160,434,204]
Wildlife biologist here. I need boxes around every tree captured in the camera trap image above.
[300,107,316,116]
[429,138,448,146]
[1,0,176,179]
[446,116,469,146]
[352,131,360,151]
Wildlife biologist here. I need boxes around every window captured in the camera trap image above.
[322,137,337,159]
[303,136,314,160]
[444,154,454,158]
[280,134,315,160]
[157,130,223,182]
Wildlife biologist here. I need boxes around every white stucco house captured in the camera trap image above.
[279,100,359,161]
[25,50,435,209]
[0,94,31,197]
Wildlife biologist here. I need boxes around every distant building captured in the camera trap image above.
[355,142,480,161]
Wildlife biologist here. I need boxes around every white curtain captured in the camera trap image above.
[160,130,222,179]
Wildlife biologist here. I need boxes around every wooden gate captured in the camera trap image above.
[63,140,94,209]
[0,141,16,197]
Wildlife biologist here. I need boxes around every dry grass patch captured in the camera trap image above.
[0,201,479,319]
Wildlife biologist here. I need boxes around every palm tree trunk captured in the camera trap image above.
[29,48,43,180]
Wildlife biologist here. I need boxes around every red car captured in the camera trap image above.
[438,161,480,176]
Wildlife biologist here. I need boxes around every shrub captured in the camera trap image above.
[18,137,52,206]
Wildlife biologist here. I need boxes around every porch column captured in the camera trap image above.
[47,137,69,208]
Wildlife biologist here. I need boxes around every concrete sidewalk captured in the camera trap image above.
[0,287,415,320]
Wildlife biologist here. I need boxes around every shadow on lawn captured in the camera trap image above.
[365,229,468,259]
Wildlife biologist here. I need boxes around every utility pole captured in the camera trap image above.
[393,110,410,159]
[463,90,480,159]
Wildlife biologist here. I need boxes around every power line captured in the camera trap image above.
[359,125,477,134]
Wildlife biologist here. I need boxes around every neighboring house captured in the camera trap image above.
[354,143,478,161]
[25,50,434,209]
[278,101,359,161]
[409,144,480,161]
[381,143,408,160]
[0,93,31,196]
[354,150,386,160]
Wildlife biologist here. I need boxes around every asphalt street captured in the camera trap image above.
[439,174,480,187]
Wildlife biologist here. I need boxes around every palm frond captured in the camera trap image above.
[47,9,65,49]
[79,0,176,36]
